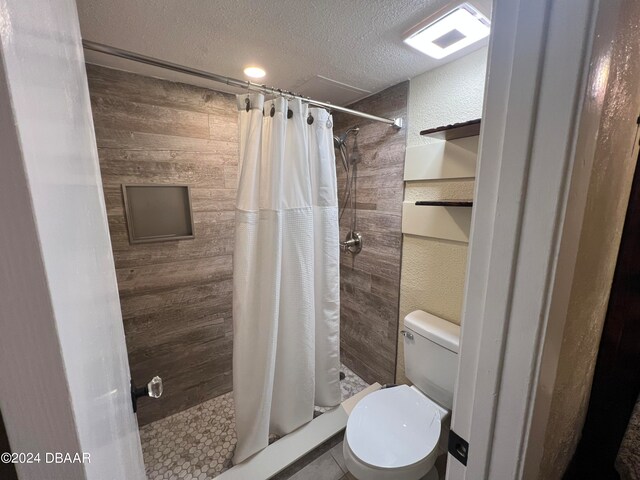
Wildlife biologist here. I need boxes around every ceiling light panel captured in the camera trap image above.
[404,3,490,59]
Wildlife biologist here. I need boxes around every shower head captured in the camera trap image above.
[335,126,360,172]
[333,126,360,148]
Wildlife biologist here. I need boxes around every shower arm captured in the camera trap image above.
[82,40,403,129]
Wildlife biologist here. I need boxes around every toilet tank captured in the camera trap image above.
[403,310,460,410]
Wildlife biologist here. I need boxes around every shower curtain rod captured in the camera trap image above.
[82,40,403,129]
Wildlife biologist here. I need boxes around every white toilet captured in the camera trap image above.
[343,310,461,480]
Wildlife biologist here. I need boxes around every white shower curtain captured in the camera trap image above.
[232,93,341,463]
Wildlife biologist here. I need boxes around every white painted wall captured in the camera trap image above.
[406,48,489,149]
[0,0,145,478]
[396,48,488,383]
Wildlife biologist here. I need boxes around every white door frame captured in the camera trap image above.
[448,0,639,478]
[0,0,146,479]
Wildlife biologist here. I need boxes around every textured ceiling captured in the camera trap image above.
[76,0,491,105]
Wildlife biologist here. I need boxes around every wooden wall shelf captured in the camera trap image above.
[420,119,481,140]
[402,201,472,242]
[415,200,473,207]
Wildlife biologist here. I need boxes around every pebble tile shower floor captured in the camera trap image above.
[140,364,369,479]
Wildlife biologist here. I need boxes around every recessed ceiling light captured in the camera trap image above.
[404,3,490,59]
[243,66,266,79]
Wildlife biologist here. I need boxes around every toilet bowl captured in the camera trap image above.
[343,310,460,480]
[343,385,446,480]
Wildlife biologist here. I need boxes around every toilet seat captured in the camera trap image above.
[344,385,442,479]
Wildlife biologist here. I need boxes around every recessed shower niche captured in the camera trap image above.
[122,184,195,244]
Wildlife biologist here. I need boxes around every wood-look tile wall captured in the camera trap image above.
[87,65,238,426]
[333,82,409,385]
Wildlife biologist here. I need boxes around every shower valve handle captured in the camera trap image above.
[341,231,363,255]
[340,238,358,250]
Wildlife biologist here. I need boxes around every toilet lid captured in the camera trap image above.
[346,385,441,469]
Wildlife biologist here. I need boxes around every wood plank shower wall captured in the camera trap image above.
[87,65,239,425]
[333,82,409,385]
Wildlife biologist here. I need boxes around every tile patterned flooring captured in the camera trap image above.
[290,449,345,480]
[616,395,640,478]
[282,440,446,480]
[140,364,368,479]
[278,440,356,480]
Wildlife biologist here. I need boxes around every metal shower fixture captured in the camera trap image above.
[336,127,363,256]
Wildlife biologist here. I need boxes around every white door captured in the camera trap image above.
[0,0,146,479]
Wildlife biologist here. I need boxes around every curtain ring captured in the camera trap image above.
[270,104,276,117]
[287,109,293,119]
[307,114,314,125]
[245,97,250,112]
